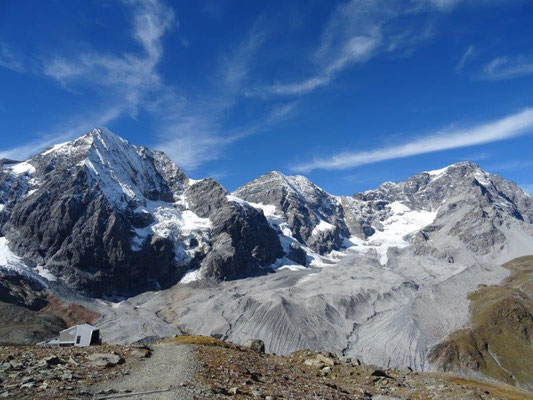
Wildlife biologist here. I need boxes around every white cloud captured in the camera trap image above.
[252,0,467,98]
[150,23,267,169]
[43,0,174,117]
[1,0,175,161]
[456,45,475,71]
[423,0,462,9]
[0,42,24,72]
[155,99,298,170]
[151,20,299,170]
[292,107,533,172]
[481,55,533,80]
[262,34,380,96]
[3,1,295,170]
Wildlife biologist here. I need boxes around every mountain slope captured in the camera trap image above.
[2,129,533,391]
[152,161,533,376]
[0,128,281,295]
[428,255,533,391]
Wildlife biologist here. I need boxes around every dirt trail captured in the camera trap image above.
[91,343,208,399]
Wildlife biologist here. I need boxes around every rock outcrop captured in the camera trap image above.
[0,128,282,295]
[233,171,350,257]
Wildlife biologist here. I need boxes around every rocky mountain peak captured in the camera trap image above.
[0,128,285,295]
[233,171,350,256]
[352,161,521,211]
[19,127,189,209]
[424,160,479,175]
[235,170,333,208]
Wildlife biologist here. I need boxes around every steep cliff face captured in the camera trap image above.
[0,128,281,295]
[233,172,350,259]
[186,178,283,280]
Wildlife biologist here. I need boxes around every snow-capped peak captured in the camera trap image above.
[239,171,332,202]
[425,165,450,177]
[18,127,188,209]
[424,161,481,179]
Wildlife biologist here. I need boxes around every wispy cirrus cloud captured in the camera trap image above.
[1,0,175,161]
[43,0,175,117]
[250,0,467,98]
[481,55,533,80]
[155,98,298,169]
[292,107,533,172]
[5,1,296,169]
[151,21,298,169]
[0,42,24,72]
[263,35,380,96]
[456,45,475,71]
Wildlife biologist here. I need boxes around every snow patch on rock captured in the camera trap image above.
[9,161,36,175]
[180,268,202,284]
[425,166,450,177]
[348,202,437,265]
[132,201,211,262]
[35,265,57,282]
[312,219,335,236]
[0,237,49,285]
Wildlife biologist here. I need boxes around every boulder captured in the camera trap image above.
[304,358,325,368]
[316,354,335,366]
[130,347,151,358]
[87,353,123,368]
[40,356,61,367]
[243,339,265,353]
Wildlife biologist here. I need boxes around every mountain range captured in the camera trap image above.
[1,128,532,390]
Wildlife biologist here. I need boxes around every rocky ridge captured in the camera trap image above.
[233,172,350,256]
[0,128,282,295]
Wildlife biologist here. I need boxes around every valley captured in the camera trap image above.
[1,128,533,394]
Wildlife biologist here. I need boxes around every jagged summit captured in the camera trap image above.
[0,128,282,295]
[353,160,528,210]
[239,170,324,196]
[6,127,189,209]
[37,127,129,159]
[233,170,350,255]
[424,160,480,175]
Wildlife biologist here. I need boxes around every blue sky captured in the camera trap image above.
[1,0,533,195]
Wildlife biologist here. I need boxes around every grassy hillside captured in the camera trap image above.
[428,255,533,390]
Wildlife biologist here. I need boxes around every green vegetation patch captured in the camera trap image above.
[428,256,533,390]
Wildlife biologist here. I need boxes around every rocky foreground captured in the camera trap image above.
[1,336,532,400]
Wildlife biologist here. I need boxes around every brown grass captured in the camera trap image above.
[447,376,533,400]
[428,255,533,390]
[168,334,237,349]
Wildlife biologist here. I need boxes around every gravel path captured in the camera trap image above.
[91,343,208,399]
